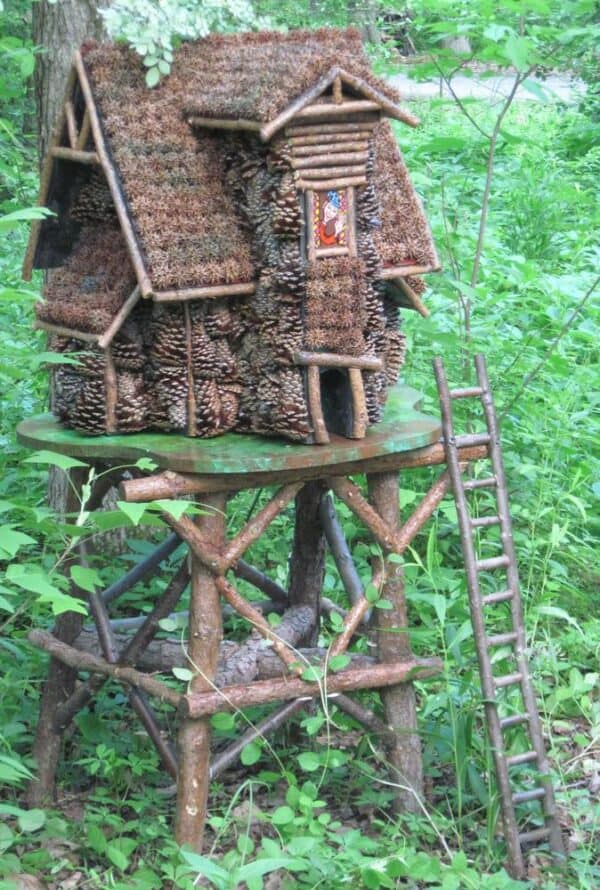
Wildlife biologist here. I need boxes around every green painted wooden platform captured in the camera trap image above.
[17,385,441,477]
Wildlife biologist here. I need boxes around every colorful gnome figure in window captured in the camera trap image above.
[318,190,347,246]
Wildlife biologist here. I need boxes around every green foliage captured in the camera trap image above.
[101,0,267,86]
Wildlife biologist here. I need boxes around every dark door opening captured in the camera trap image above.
[320,368,354,437]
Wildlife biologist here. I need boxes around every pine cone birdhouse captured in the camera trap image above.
[24,28,438,444]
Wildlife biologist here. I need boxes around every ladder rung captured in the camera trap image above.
[494,672,523,689]
[471,515,500,528]
[512,788,546,804]
[500,713,529,729]
[518,827,551,845]
[454,433,491,448]
[486,632,518,647]
[507,750,538,767]
[449,386,484,399]
[463,476,497,490]
[477,555,510,572]
[483,590,514,605]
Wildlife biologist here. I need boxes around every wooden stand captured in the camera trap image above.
[19,386,487,848]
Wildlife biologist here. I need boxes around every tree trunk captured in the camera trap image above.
[33,0,108,160]
[33,1,116,526]
[347,0,382,45]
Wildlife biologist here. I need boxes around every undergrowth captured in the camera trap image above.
[0,9,599,890]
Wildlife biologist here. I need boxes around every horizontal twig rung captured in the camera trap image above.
[449,386,484,399]
[518,827,551,845]
[512,788,547,804]
[486,632,518,647]
[454,433,490,448]
[483,590,514,605]
[471,515,500,528]
[494,671,523,688]
[500,713,529,729]
[477,554,510,572]
[506,750,538,767]
[463,476,497,490]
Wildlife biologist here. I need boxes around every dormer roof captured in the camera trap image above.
[181,29,418,140]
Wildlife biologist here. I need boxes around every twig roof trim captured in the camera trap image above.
[181,28,401,124]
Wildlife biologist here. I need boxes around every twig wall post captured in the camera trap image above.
[367,470,423,813]
[175,493,227,851]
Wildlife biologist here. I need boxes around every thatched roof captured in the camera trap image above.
[81,41,256,293]
[181,28,402,125]
[26,29,438,299]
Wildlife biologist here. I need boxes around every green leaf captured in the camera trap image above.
[297,751,321,772]
[503,34,532,71]
[271,805,295,826]
[7,564,87,615]
[287,836,317,855]
[211,712,235,731]
[302,714,324,736]
[415,136,468,155]
[0,206,54,232]
[375,598,393,610]
[365,584,380,604]
[31,350,83,366]
[71,565,102,593]
[0,753,32,785]
[328,653,350,672]
[146,65,160,87]
[172,666,194,682]
[87,823,107,854]
[107,842,129,871]
[0,822,15,854]
[23,450,88,470]
[135,457,158,471]
[237,858,308,881]
[301,665,323,682]
[116,500,149,526]
[180,849,229,882]
[17,808,46,833]
[0,525,36,558]
[521,78,550,102]
[329,611,344,630]
[537,605,584,636]
[240,741,262,765]
[158,617,178,632]
[153,499,193,521]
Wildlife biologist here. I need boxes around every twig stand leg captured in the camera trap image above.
[27,467,88,806]
[368,471,423,812]
[288,481,326,645]
[175,493,227,850]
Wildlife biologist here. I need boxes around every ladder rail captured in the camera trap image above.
[434,354,565,878]
[474,356,564,853]
[434,357,525,876]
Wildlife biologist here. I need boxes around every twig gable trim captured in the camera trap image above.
[73,52,153,298]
